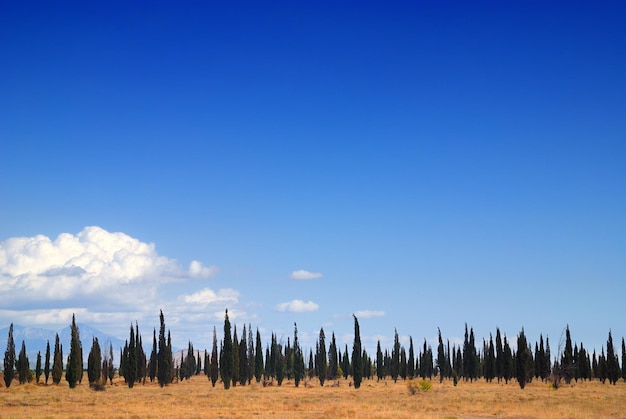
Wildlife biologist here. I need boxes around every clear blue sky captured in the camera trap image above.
[1,1,625,356]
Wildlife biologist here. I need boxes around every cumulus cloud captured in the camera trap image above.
[275,299,319,313]
[188,260,219,279]
[353,310,385,319]
[182,288,238,306]
[290,270,322,280]
[0,226,226,336]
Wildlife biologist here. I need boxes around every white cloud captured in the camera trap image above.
[182,288,238,306]
[290,270,322,280]
[188,260,218,279]
[354,310,386,319]
[0,226,227,339]
[275,299,319,313]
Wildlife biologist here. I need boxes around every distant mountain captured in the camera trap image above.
[0,324,126,367]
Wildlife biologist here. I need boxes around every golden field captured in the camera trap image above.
[1,375,625,418]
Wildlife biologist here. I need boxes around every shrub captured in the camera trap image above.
[407,379,433,395]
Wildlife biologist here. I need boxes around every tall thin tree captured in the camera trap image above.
[3,323,15,388]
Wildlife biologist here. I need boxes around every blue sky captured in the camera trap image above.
[1,1,625,356]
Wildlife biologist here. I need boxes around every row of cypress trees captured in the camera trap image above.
[3,312,625,391]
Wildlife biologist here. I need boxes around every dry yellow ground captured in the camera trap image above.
[1,375,625,418]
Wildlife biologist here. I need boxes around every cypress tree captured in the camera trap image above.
[87,337,102,385]
[351,315,362,389]
[52,334,63,384]
[622,337,626,381]
[149,329,157,382]
[502,336,513,384]
[285,338,293,380]
[238,325,248,386]
[232,325,239,387]
[105,342,114,385]
[3,323,15,388]
[210,326,219,386]
[376,341,384,381]
[66,314,82,388]
[408,337,415,379]
[342,344,351,379]
[495,328,503,382]
[400,347,407,380]
[437,328,446,383]
[545,337,552,378]
[124,325,137,387]
[329,333,338,380]
[254,328,264,382]
[516,328,532,389]
[485,334,496,382]
[17,340,31,384]
[44,341,51,384]
[598,348,607,383]
[606,330,620,385]
[275,342,285,386]
[562,325,574,384]
[157,310,173,387]
[391,329,400,382]
[221,310,233,389]
[264,344,271,380]
[35,351,42,383]
[293,323,305,387]
[317,327,327,386]
[247,325,254,384]
[136,323,146,384]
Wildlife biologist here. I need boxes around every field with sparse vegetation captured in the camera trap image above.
[1,374,625,418]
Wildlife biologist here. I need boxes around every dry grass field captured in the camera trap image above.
[1,375,625,418]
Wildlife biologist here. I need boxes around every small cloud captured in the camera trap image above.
[290,270,322,280]
[188,260,219,279]
[182,288,238,306]
[354,310,385,319]
[275,299,319,313]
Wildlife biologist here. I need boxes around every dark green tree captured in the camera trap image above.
[210,326,219,387]
[87,337,102,385]
[561,325,574,384]
[232,325,239,387]
[351,315,363,389]
[516,328,532,389]
[275,341,286,386]
[149,329,157,382]
[485,334,496,382]
[329,332,338,380]
[65,314,82,388]
[341,345,350,379]
[316,328,327,386]
[254,328,264,382]
[35,351,42,383]
[495,328,503,382]
[221,309,234,389]
[124,324,137,388]
[293,323,305,387]
[3,323,15,388]
[502,336,513,384]
[376,340,384,381]
[44,341,51,384]
[247,325,254,384]
[408,337,415,379]
[238,325,248,386]
[52,333,63,384]
[17,340,31,384]
[400,347,407,380]
[606,330,620,385]
[437,328,446,383]
[157,310,173,387]
[622,337,626,381]
[391,329,400,382]
[135,323,146,384]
